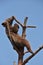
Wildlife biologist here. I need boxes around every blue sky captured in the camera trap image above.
[0,0,43,65]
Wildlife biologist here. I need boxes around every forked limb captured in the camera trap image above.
[22,45,43,65]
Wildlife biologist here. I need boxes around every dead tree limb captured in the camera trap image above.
[22,17,28,38]
[24,25,36,28]
[14,16,36,29]
[14,17,23,27]
[22,45,43,65]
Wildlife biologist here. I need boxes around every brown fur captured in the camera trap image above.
[2,16,33,54]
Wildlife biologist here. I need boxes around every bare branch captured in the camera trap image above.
[23,17,28,26]
[14,16,23,27]
[22,45,43,65]
[14,16,36,30]
[22,17,28,38]
[23,51,29,55]
[24,25,36,28]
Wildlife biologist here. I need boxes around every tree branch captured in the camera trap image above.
[22,45,43,65]
[24,25,36,28]
[14,16,36,29]
[14,16,23,27]
[22,17,28,38]
[23,51,29,55]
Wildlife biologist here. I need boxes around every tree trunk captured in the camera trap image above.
[18,48,24,65]
[18,54,23,65]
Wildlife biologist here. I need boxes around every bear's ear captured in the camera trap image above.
[2,22,7,27]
